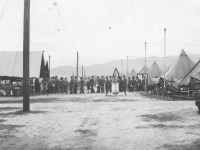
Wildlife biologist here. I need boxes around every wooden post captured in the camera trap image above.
[49,55,51,78]
[77,51,78,80]
[82,65,83,79]
[23,0,30,112]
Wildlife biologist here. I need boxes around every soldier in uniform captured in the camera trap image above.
[55,76,59,93]
[70,76,74,94]
[96,76,100,93]
[120,76,123,92]
[80,77,84,93]
[122,75,127,96]
[109,76,112,92]
[87,77,91,93]
[90,76,95,93]
[74,76,78,94]
[101,76,105,93]
[64,77,68,94]
[59,77,65,94]
[105,76,110,96]
[131,77,135,92]
[128,77,131,92]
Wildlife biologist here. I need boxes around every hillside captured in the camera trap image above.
[50,54,200,79]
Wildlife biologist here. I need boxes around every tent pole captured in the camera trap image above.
[23,0,30,112]
[49,55,51,78]
[164,28,167,89]
[145,42,147,93]
[82,65,83,79]
[76,51,78,81]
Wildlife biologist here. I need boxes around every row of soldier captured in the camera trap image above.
[38,75,146,94]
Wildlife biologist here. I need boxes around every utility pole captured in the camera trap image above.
[127,56,128,77]
[164,28,167,89]
[82,65,83,79]
[145,42,147,93]
[49,55,51,78]
[121,59,123,76]
[23,0,30,112]
[76,51,78,81]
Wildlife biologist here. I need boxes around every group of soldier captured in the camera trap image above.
[38,74,146,95]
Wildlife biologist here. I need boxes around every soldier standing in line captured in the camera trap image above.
[74,76,78,94]
[87,77,91,93]
[120,76,123,92]
[128,77,131,92]
[131,77,135,92]
[105,76,110,96]
[122,75,127,96]
[101,76,105,93]
[55,76,60,93]
[96,76,100,93]
[109,76,112,92]
[59,77,65,94]
[80,77,84,93]
[90,76,95,93]
[118,76,121,92]
[70,76,74,94]
[64,77,68,94]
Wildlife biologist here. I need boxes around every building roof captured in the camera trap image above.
[0,51,45,78]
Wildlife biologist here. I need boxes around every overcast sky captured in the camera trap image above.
[0,0,200,68]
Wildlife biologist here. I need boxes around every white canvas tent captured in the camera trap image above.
[160,50,195,83]
[130,68,137,77]
[0,51,46,78]
[147,61,163,85]
[139,65,149,74]
[179,60,200,85]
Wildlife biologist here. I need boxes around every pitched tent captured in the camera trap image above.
[130,68,137,77]
[139,65,149,74]
[0,51,46,78]
[179,60,200,85]
[161,49,195,83]
[147,61,163,85]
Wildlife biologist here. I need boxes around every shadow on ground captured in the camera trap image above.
[0,110,48,118]
[139,92,178,101]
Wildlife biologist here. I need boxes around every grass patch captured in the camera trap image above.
[75,129,97,136]
[135,124,184,129]
[160,139,200,150]
[138,112,182,122]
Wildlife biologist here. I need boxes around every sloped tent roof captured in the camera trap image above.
[161,50,195,83]
[130,68,137,77]
[139,65,149,74]
[179,60,200,85]
[147,61,163,84]
[0,51,46,78]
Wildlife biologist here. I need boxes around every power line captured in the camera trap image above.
[52,0,77,51]
[0,0,8,24]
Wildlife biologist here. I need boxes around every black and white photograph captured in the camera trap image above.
[0,0,200,149]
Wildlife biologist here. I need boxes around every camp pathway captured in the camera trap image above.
[0,92,200,150]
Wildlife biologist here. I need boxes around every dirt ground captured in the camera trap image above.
[0,92,200,150]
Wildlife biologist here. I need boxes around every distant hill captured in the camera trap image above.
[51,54,200,79]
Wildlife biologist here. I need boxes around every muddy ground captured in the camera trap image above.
[0,92,200,150]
